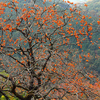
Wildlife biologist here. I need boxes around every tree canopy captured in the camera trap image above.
[0,0,100,100]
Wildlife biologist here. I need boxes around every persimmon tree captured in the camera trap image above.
[0,0,100,100]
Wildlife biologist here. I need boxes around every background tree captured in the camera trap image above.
[0,0,100,100]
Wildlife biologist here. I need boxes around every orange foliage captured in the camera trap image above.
[0,0,100,100]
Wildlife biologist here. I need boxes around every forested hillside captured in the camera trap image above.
[78,0,100,74]
[82,0,100,17]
